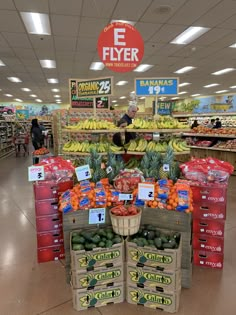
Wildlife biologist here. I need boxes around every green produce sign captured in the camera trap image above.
[77,77,113,97]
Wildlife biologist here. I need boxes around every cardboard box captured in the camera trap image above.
[127,264,181,293]
[37,229,64,248]
[193,233,224,253]
[193,202,226,220]
[191,184,227,204]
[36,213,63,232]
[71,265,124,289]
[72,282,124,311]
[193,218,225,237]
[34,181,58,200]
[193,250,224,269]
[35,198,59,216]
[126,233,182,271]
[37,244,65,263]
[126,284,180,313]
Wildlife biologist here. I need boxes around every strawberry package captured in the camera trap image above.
[113,169,144,193]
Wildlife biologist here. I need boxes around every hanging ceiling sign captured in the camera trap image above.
[97,22,144,73]
[77,77,113,98]
[135,78,179,96]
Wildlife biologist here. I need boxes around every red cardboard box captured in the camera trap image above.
[37,229,64,248]
[193,218,225,237]
[193,233,224,253]
[36,213,62,232]
[35,198,58,216]
[191,184,227,204]
[37,244,65,263]
[34,181,58,200]
[193,202,226,220]
[57,180,73,192]
[193,250,224,269]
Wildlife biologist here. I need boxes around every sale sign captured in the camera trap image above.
[97,22,144,73]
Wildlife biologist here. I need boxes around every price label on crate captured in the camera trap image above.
[28,165,45,181]
[75,164,91,181]
[89,208,106,224]
[138,183,154,200]
[119,193,133,201]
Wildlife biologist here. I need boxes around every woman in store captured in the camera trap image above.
[31,119,44,150]
[191,119,199,129]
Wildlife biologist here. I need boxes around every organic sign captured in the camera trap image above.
[135,78,179,96]
[97,22,144,73]
[77,77,113,98]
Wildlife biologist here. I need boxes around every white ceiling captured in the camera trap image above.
[0,0,236,106]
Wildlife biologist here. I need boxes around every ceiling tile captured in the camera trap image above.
[51,14,80,36]
[76,37,97,53]
[1,57,23,66]
[49,0,83,15]
[135,22,163,42]
[0,0,15,10]
[0,10,25,32]
[150,24,187,44]
[218,13,236,29]
[113,0,152,20]
[82,0,117,18]
[54,36,77,51]
[2,32,32,48]
[79,17,109,38]
[12,47,36,59]
[29,35,54,50]
[14,0,49,12]
[192,28,233,46]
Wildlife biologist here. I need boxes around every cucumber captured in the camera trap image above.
[154,237,163,249]
[97,229,106,237]
[85,243,97,251]
[105,240,113,248]
[98,241,105,248]
[147,231,155,240]
[106,232,114,240]
[72,244,84,251]
[91,234,101,244]
[113,236,122,244]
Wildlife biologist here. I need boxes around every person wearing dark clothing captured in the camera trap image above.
[31,119,44,150]
[213,118,222,129]
[113,105,138,146]
[191,119,199,129]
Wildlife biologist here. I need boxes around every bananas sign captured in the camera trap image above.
[135,78,179,96]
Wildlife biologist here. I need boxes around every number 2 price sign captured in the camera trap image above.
[138,183,154,201]
[75,165,91,182]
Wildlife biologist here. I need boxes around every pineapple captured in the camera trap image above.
[159,146,174,179]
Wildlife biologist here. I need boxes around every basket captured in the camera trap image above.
[109,208,142,236]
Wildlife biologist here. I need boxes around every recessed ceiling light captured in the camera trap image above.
[178,91,187,95]
[40,59,56,68]
[212,68,235,75]
[51,88,60,92]
[175,66,195,74]
[0,60,6,66]
[112,100,117,103]
[111,19,136,26]
[191,94,201,97]
[139,97,146,99]
[30,94,37,97]
[116,81,128,86]
[47,78,59,84]
[134,64,154,72]
[36,99,42,102]
[171,26,210,45]
[131,91,135,93]
[7,77,22,83]
[204,83,220,88]
[171,97,179,100]
[229,43,236,48]
[20,12,51,35]
[179,82,191,87]
[54,95,60,98]
[21,88,31,92]
[4,94,13,97]
[120,96,126,99]
[215,90,229,94]
[89,62,105,71]
[230,85,236,89]
[14,98,23,102]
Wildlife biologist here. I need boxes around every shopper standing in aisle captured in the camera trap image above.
[113,105,138,146]
[207,118,215,128]
[191,119,199,129]
[31,119,44,150]
[214,118,222,129]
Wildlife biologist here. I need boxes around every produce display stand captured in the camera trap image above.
[0,120,15,159]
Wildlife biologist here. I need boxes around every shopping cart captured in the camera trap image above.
[13,133,29,157]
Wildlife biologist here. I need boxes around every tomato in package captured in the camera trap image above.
[113,169,144,193]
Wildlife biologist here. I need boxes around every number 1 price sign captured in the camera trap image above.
[138,183,154,200]
[75,165,91,181]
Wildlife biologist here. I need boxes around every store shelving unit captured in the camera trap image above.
[0,121,15,159]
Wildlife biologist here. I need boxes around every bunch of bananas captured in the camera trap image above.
[63,141,123,153]
[168,139,190,152]
[126,117,189,130]
[64,119,118,130]
[126,139,148,152]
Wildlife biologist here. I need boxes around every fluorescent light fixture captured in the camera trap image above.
[4,94,13,97]
[0,60,6,66]
[47,78,59,84]
[111,19,136,26]
[116,81,128,86]
[179,82,191,87]
[139,97,146,99]
[131,91,135,93]
[134,64,154,72]
[40,59,56,69]
[171,26,210,45]
[51,88,60,92]
[7,77,22,83]
[229,43,236,48]
[30,94,37,97]
[175,66,195,74]
[36,99,42,102]
[212,68,235,75]
[120,96,126,99]
[53,95,60,98]
[114,104,119,107]
[112,100,117,103]
[20,12,51,35]
[89,62,104,71]
[178,91,187,95]
[204,83,219,88]
[215,90,229,94]
[191,94,201,97]
[21,88,31,92]
[14,98,23,102]
[230,85,236,89]
[171,97,179,100]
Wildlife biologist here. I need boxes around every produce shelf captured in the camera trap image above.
[173,112,236,117]
[189,146,236,153]
[62,151,125,156]
[126,151,190,155]
[125,128,190,133]
[183,133,236,138]
[62,128,124,134]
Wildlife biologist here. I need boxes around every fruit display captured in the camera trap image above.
[190,126,236,135]
[37,157,74,181]
[71,228,122,251]
[64,119,118,130]
[111,205,139,216]
[63,140,123,153]
[213,139,236,150]
[126,116,189,130]
[33,147,50,155]
[113,169,144,193]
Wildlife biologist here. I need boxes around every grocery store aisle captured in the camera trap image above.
[0,155,236,315]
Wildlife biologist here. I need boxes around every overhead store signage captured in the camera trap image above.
[157,101,175,115]
[97,22,144,73]
[77,77,113,98]
[16,109,29,120]
[135,78,179,96]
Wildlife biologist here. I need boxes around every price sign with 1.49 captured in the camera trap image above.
[138,183,154,200]
[89,208,106,225]
[28,165,45,181]
[75,165,91,181]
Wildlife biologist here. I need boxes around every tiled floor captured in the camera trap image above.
[0,154,236,315]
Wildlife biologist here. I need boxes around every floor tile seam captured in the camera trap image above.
[36,299,72,314]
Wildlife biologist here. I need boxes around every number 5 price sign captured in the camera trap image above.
[138,183,154,201]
